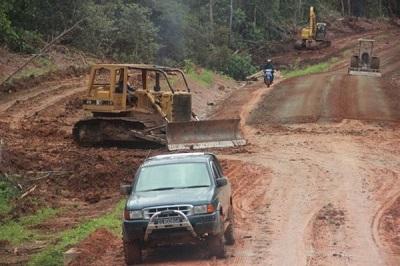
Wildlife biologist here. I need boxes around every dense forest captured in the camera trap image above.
[1,0,399,79]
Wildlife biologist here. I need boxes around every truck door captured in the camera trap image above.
[211,159,230,223]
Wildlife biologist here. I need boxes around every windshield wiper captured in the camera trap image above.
[141,187,179,192]
[181,185,210,189]
[140,185,210,192]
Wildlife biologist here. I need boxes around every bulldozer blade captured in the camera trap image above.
[348,68,382,77]
[166,119,246,151]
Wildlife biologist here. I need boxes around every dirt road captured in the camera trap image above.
[1,25,400,266]
[64,28,400,266]
[249,36,400,125]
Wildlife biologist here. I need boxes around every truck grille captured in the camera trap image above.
[143,205,193,219]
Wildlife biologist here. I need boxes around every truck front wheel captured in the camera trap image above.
[224,209,235,245]
[123,239,142,265]
[208,234,226,258]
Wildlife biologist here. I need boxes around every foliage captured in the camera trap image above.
[29,200,125,266]
[0,179,19,215]
[0,221,33,245]
[0,207,58,245]
[282,58,338,78]
[72,1,159,62]
[0,0,399,79]
[13,57,56,80]
[225,53,257,80]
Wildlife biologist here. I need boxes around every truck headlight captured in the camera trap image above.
[124,210,143,220]
[193,204,215,214]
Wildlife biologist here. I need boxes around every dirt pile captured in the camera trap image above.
[379,195,400,253]
[329,17,387,35]
[0,66,88,94]
[307,204,347,265]
[316,204,346,227]
[69,229,122,266]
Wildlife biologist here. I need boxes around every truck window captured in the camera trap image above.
[93,68,111,85]
[115,68,125,93]
[213,157,224,177]
[210,161,221,179]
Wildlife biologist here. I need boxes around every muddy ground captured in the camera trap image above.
[1,22,400,266]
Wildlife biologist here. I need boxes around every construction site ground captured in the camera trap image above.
[1,21,400,265]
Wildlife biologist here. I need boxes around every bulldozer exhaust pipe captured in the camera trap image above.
[166,119,246,151]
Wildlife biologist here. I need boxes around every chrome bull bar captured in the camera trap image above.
[144,210,197,241]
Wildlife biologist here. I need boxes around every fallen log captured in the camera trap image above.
[1,19,83,86]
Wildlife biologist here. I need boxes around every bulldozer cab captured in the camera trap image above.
[357,39,374,68]
[348,39,381,77]
[83,64,191,114]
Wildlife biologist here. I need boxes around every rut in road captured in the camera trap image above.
[223,121,400,266]
[208,29,400,265]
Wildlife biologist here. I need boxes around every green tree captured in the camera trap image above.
[73,1,159,63]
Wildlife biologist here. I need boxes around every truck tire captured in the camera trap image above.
[123,238,142,265]
[350,56,359,68]
[224,224,235,245]
[224,209,235,245]
[371,57,380,70]
[208,234,226,258]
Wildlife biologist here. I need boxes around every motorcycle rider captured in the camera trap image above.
[262,59,275,83]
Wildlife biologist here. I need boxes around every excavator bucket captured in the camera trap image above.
[166,119,246,151]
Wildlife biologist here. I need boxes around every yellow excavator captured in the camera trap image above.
[73,64,246,150]
[294,6,331,50]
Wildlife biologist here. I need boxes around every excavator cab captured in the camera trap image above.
[295,7,330,50]
[74,64,246,150]
[315,23,327,41]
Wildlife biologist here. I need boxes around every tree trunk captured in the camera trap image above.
[347,0,351,16]
[229,0,233,44]
[341,0,345,16]
[253,5,257,27]
[296,0,302,25]
[209,0,214,34]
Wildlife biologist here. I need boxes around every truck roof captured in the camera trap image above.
[91,64,182,72]
[143,153,215,166]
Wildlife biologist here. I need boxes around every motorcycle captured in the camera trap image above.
[263,69,274,87]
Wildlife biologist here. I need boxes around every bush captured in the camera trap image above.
[224,53,257,80]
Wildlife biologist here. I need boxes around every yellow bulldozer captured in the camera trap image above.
[72,64,246,150]
[294,6,331,50]
[348,39,381,77]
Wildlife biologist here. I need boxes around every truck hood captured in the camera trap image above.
[126,187,214,210]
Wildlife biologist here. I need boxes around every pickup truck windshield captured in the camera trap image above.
[135,163,211,192]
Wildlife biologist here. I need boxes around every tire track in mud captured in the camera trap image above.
[5,85,86,129]
[0,77,84,113]
[227,126,400,266]
[372,191,400,266]
[305,204,348,266]
[222,160,273,265]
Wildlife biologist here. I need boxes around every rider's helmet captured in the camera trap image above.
[267,59,272,63]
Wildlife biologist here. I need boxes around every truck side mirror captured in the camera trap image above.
[216,178,228,187]
[120,184,132,195]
